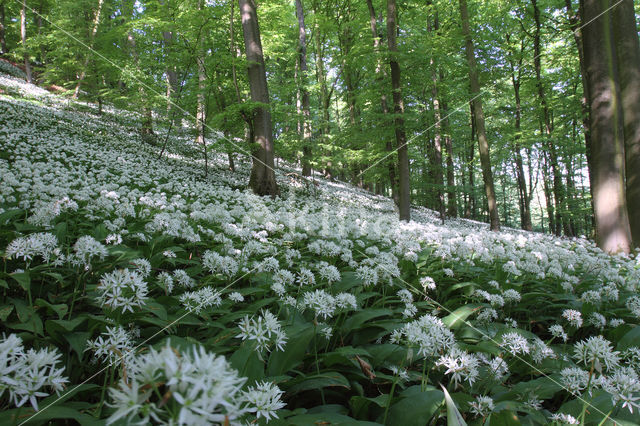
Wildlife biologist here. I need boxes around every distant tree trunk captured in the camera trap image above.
[312,7,332,178]
[581,0,631,253]
[239,0,279,196]
[21,0,32,83]
[459,0,499,230]
[532,0,565,236]
[160,0,178,120]
[366,0,398,205]
[196,55,207,166]
[0,1,7,55]
[507,40,532,231]
[295,0,312,176]
[74,0,105,98]
[613,0,640,248]
[443,100,457,218]
[464,103,476,219]
[387,0,410,221]
[429,12,445,223]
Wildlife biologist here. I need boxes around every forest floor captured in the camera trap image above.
[1,72,639,425]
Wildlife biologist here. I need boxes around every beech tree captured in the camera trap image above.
[580,0,632,253]
[387,0,410,221]
[459,0,500,231]
[239,0,279,196]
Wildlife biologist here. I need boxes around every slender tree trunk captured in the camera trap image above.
[366,0,398,205]
[295,0,313,176]
[429,13,445,223]
[21,0,33,83]
[239,0,279,196]
[465,103,476,219]
[459,0,499,230]
[387,0,410,221]
[312,7,332,178]
[160,0,178,121]
[532,0,565,236]
[0,1,7,55]
[74,0,105,98]
[443,100,457,217]
[581,0,631,253]
[613,0,640,247]
[507,34,532,231]
[541,150,556,233]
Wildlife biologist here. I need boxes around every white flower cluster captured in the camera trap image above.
[392,314,456,359]
[5,232,60,263]
[86,325,136,373]
[0,334,68,410]
[236,310,287,356]
[179,287,222,314]
[95,269,149,313]
[106,342,285,424]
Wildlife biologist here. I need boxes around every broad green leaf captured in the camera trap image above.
[441,384,467,426]
[11,271,31,291]
[267,322,314,376]
[286,372,351,395]
[616,325,640,351]
[0,304,14,321]
[229,342,265,386]
[342,308,393,332]
[35,298,68,319]
[386,386,444,426]
[443,304,483,329]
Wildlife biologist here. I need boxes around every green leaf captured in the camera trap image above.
[442,304,483,329]
[11,271,31,291]
[0,208,24,225]
[343,308,393,332]
[283,412,379,425]
[386,386,444,425]
[0,304,14,321]
[229,343,265,386]
[616,325,640,351]
[0,279,8,289]
[441,385,467,426]
[286,372,351,395]
[267,322,314,376]
[6,405,101,426]
[35,298,68,319]
[65,331,91,359]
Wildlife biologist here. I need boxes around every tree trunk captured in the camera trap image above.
[21,0,32,83]
[295,0,313,176]
[429,13,445,223]
[0,1,7,55]
[581,0,631,253]
[239,0,279,196]
[532,0,565,236]
[459,0,499,230]
[74,0,105,98]
[613,0,640,248]
[465,102,476,219]
[443,100,457,218]
[366,0,398,205]
[387,0,410,221]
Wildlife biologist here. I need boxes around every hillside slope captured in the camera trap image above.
[1,74,639,425]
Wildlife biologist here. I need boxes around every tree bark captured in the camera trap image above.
[613,0,640,248]
[507,36,532,231]
[581,0,631,253]
[366,0,398,205]
[459,0,499,230]
[239,0,279,196]
[21,0,33,83]
[387,0,410,221]
[295,0,313,176]
[429,12,445,223]
[0,1,7,55]
[443,99,457,218]
[532,0,566,236]
[74,0,105,98]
